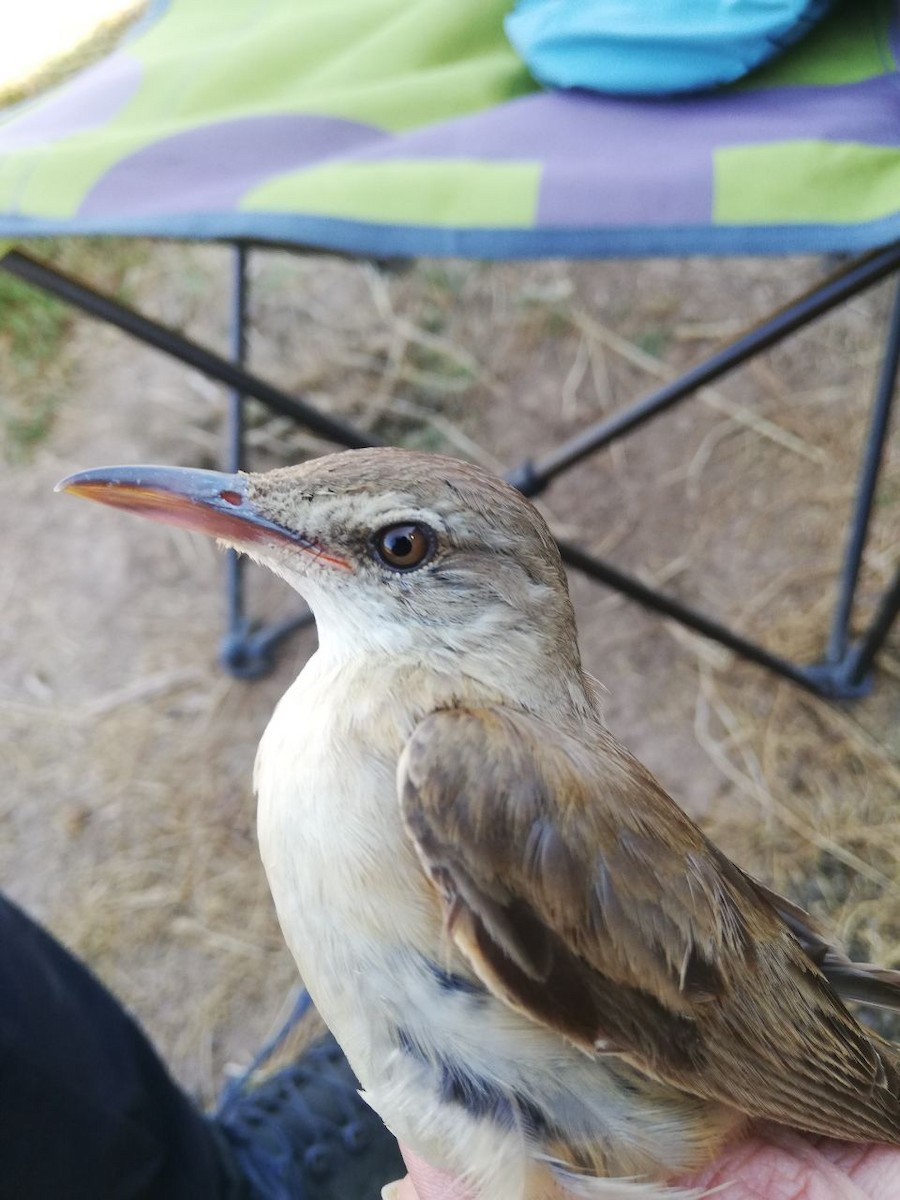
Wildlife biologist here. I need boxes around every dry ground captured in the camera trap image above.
[1,241,899,1105]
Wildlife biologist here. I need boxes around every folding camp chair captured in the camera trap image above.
[0,0,897,697]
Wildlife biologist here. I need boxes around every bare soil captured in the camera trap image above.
[2,243,898,1104]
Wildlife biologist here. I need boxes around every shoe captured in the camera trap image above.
[215,993,405,1200]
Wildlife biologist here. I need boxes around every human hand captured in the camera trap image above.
[390,1128,900,1199]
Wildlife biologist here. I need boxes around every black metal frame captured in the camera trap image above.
[3,240,898,696]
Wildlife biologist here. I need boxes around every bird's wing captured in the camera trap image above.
[399,705,900,1144]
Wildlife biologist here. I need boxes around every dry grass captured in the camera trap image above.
[2,242,898,1099]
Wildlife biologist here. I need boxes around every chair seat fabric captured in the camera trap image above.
[0,0,897,259]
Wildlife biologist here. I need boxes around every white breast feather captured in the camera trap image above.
[253,650,715,1200]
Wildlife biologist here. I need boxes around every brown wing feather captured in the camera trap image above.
[399,705,900,1146]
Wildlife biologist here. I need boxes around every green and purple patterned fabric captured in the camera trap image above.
[0,0,897,258]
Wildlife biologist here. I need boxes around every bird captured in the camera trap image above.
[58,448,900,1200]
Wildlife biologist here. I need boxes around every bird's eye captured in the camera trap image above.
[373,523,435,571]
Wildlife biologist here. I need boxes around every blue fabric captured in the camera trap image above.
[3,207,900,261]
[505,0,837,94]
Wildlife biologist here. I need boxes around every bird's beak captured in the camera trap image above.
[56,464,319,555]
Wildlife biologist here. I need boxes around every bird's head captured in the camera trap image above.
[57,448,584,691]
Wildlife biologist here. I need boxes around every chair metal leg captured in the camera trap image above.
[506,242,900,496]
[554,536,820,692]
[219,244,252,675]
[825,277,900,669]
[506,246,900,699]
[216,244,316,679]
[840,567,900,688]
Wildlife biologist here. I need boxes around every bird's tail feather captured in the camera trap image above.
[752,877,900,1014]
[821,960,900,1014]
